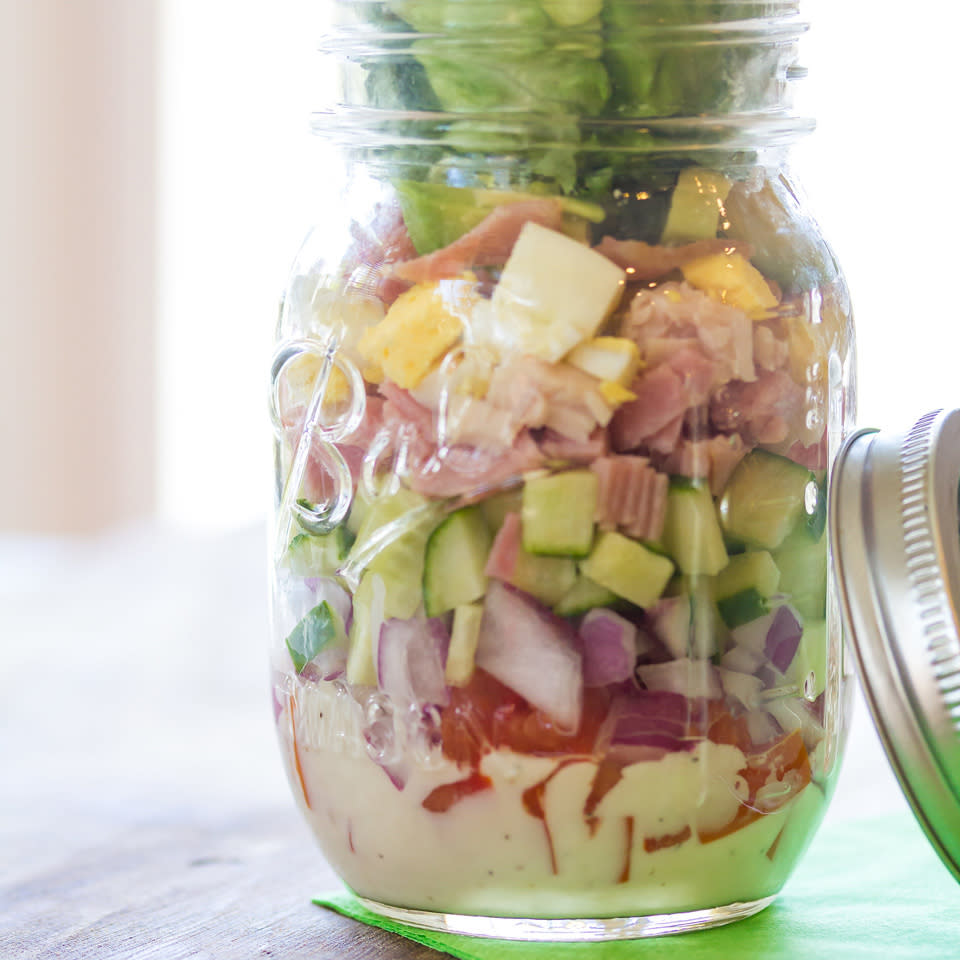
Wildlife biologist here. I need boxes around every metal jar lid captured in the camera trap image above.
[830,408,960,882]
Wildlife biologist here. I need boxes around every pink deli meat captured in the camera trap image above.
[710,369,804,445]
[661,433,748,496]
[391,199,565,284]
[590,455,669,543]
[595,237,754,282]
[342,201,418,304]
[378,382,545,499]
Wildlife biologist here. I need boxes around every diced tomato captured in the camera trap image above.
[422,771,492,813]
[439,669,613,766]
[644,825,692,854]
[699,728,811,844]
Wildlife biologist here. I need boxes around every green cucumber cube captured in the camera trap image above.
[510,549,578,607]
[719,450,815,550]
[774,535,828,621]
[423,506,491,617]
[710,550,780,601]
[661,483,729,576]
[782,619,828,699]
[717,587,769,629]
[553,575,619,617]
[522,470,598,557]
[581,531,675,609]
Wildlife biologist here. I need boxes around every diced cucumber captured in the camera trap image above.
[422,506,492,617]
[346,484,375,536]
[446,603,485,687]
[580,531,675,609]
[782,619,828,699]
[717,587,769,629]
[285,528,353,577]
[661,482,729,576]
[652,589,724,659]
[710,550,780,602]
[719,450,815,550]
[480,488,524,532]
[510,549,578,607]
[553,575,619,617]
[346,488,440,619]
[346,572,385,685]
[522,470,598,557]
[773,533,828,621]
[661,167,731,244]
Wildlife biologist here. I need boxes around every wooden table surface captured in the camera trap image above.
[0,524,906,959]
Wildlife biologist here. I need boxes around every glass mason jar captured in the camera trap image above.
[269,0,856,940]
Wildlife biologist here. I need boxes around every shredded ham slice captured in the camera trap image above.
[661,433,748,496]
[591,456,669,543]
[341,201,417,305]
[622,281,754,387]
[391,199,565,284]
[595,237,753,282]
[710,369,805,445]
[753,323,790,372]
[537,427,609,464]
[375,381,546,499]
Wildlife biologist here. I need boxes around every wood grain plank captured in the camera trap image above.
[1,811,454,960]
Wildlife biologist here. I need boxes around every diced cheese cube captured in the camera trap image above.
[358,278,474,389]
[681,252,778,319]
[565,336,642,386]
[488,223,626,362]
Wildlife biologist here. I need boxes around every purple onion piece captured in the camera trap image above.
[579,608,638,687]
[636,657,722,700]
[765,604,804,673]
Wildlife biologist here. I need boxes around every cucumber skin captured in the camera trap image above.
[553,575,619,617]
[661,484,729,576]
[719,450,814,551]
[422,507,491,618]
[521,470,598,558]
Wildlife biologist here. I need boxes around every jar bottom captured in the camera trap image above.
[354,893,777,942]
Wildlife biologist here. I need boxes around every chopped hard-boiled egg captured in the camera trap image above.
[486,222,626,362]
[681,251,778,319]
[565,336,642,386]
[598,380,637,407]
[282,352,352,408]
[357,277,476,389]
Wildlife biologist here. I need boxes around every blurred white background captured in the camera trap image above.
[1,0,959,535]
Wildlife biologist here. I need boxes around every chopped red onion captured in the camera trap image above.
[766,696,825,753]
[476,580,583,733]
[744,708,781,747]
[637,657,722,700]
[377,618,451,707]
[609,689,700,751]
[729,609,778,655]
[764,604,804,673]
[579,609,638,687]
[647,595,692,660]
[720,642,765,675]
[716,666,765,710]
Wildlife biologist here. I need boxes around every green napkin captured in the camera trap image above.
[316,812,958,959]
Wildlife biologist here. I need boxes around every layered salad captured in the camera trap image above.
[269,0,852,922]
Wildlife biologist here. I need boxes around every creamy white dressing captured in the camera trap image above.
[280,681,825,917]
